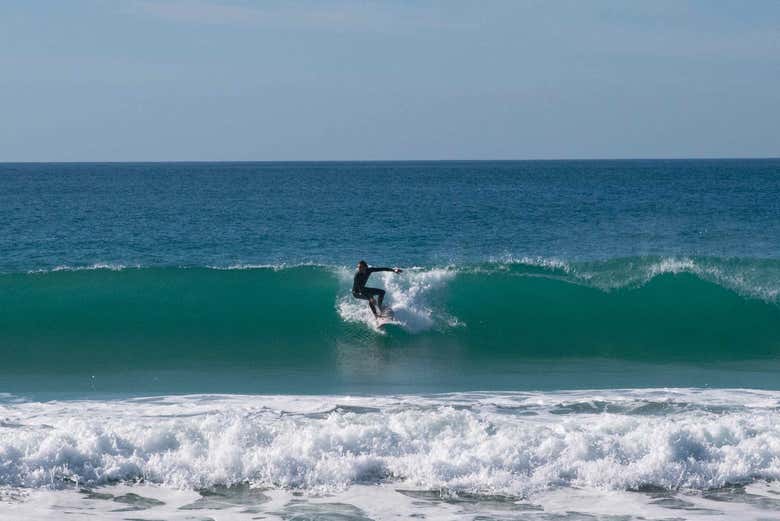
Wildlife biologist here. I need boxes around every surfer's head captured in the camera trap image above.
[357,260,368,273]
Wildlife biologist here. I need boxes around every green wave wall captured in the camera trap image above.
[1,263,779,376]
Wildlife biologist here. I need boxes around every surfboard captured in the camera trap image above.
[376,307,397,328]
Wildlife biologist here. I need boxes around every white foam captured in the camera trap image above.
[23,262,328,274]
[2,389,780,498]
[206,261,326,271]
[336,267,458,333]
[3,481,775,521]
[458,255,779,304]
[543,256,780,303]
[488,255,573,273]
[641,257,780,302]
[26,263,138,274]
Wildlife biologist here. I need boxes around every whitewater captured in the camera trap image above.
[3,390,780,520]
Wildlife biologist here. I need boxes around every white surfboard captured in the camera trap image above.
[376,307,398,328]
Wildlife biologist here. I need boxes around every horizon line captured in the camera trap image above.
[2,156,779,165]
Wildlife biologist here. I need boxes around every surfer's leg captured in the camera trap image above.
[368,297,379,317]
[363,287,385,313]
[353,291,375,316]
[353,290,380,317]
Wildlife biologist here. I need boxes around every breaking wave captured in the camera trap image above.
[1,390,780,496]
[1,257,779,373]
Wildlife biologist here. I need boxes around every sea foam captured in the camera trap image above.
[336,267,457,332]
[1,390,779,496]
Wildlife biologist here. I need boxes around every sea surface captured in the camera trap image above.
[1,160,779,520]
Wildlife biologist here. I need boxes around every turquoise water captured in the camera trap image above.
[1,262,779,395]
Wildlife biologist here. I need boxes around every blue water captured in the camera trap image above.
[2,159,778,271]
[3,160,780,517]
[1,159,779,397]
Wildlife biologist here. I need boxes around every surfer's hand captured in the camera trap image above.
[393,268,403,274]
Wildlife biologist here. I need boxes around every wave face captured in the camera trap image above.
[1,257,779,378]
[1,390,780,495]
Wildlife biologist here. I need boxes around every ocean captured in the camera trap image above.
[1,159,779,520]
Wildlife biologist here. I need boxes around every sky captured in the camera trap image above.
[1,0,779,161]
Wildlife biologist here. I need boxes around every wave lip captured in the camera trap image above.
[1,390,779,496]
[7,255,780,304]
[475,255,780,304]
[25,262,140,274]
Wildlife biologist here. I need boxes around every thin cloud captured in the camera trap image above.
[121,0,477,31]
[129,0,265,25]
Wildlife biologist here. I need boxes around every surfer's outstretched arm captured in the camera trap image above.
[368,267,403,274]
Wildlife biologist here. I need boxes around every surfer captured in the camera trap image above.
[352,260,402,317]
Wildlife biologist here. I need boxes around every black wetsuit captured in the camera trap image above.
[352,267,393,300]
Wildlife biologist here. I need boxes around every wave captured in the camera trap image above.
[15,255,780,302]
[1,390,780,495]
[1,257,779,374]
[478,255,780,302]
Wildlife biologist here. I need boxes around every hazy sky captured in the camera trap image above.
[1,1,779,161]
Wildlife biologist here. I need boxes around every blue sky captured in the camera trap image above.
[1,1,778,161]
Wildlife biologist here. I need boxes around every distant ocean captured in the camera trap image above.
[1,160,779,520]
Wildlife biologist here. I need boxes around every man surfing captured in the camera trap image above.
[352,260,402,318]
